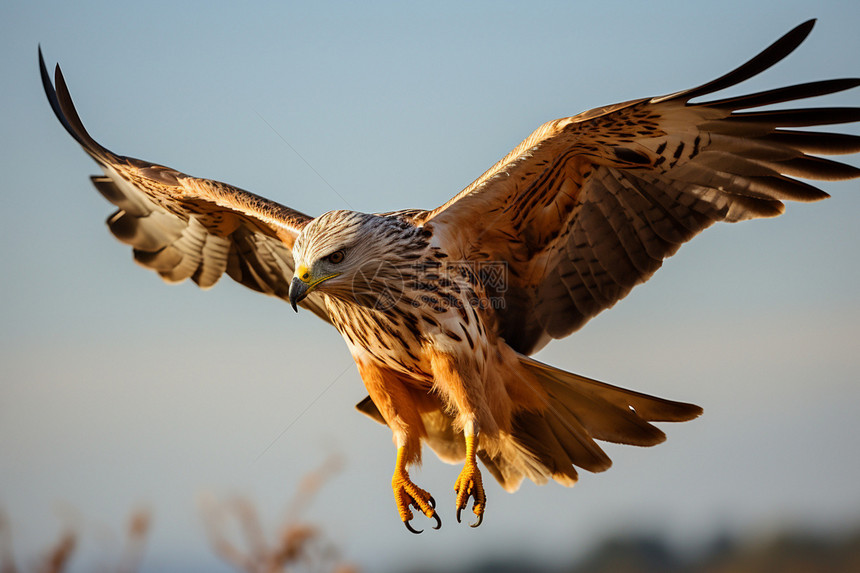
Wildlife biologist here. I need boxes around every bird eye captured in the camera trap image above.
[326,250,345,264]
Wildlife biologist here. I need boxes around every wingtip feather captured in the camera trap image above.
[39,48,111,162]
[656,20,819,104]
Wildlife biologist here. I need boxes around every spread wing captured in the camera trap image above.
[422,20,860,355]
[40,49,329,321]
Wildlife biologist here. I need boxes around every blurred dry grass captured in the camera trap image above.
[0,457,354,573]
[199,456,357,573]
[0,507,149,573]
[5,469,858,573]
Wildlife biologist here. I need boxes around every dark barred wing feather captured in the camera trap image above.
[424,20,860,355]
[40,49,330,321]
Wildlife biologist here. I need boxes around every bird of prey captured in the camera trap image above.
[41,20,859,533]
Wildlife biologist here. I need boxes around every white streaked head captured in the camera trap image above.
[289,210,424,310]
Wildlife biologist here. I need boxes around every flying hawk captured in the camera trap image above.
[41,20,860,533]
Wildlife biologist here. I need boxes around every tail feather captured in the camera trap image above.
[497,356,702,490]
[520,409,611,474]
[521,356,702,423]
[540,372,669,446]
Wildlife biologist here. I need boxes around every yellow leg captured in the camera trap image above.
[391,446,441,534]
[453,433,486,527]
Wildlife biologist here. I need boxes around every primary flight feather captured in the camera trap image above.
[41,20,860,533]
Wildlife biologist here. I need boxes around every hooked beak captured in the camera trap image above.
[289,276,308,312]
[289,263,340,312]
[289,263,311,312]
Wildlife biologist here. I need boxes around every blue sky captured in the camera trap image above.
[2,1,859,571]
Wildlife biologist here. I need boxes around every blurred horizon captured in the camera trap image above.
[4,499,860,572]
[2,1,859,572]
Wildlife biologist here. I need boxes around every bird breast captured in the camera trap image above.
[325,256,494,383]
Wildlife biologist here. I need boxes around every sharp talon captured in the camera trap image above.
[404,520,423,535]
[456,504,482,527]
[392,448,440,533]
[453,441,486,528]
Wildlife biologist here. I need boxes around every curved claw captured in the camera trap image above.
[457,505,484,527]
[403,510,441,534]
[404,519,423,535]
[453,456,486,528]
[392,453,440,533]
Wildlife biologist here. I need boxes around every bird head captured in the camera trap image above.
[289,210,419,311]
